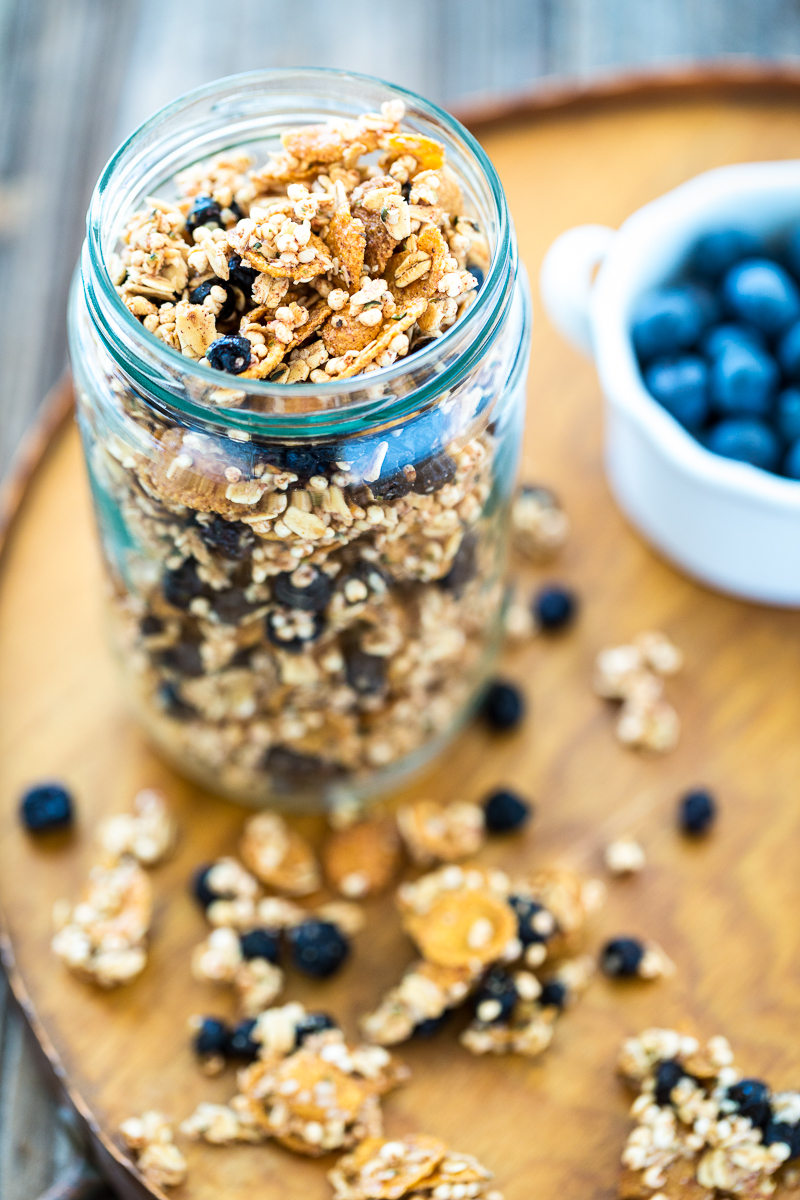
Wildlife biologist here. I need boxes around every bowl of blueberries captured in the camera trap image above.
[540,160,800,605]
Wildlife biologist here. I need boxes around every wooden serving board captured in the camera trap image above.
[4,72,800,1200]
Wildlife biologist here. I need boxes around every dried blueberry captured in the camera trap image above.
[480,680,525,731]
[263,746,340,785]
[162,559,205,609]
[534,584,578,631]
[705,418,780,472]
[509,895,556,946]
[412,453,457,495]
[20,783,74,833]
[654,1059,687,1106]
[644,356,710,430]
[210,588,261,625]
[186,193,222,234]
[273,568,332,613]
[140,614,164,636]
[722,259,800,336]
[483,789,532,833]
[288,920,350,978]
[227,1018,260,1060]
[206,335,252,374]
[763,1122,800,1159]
[281,445,336,479]
[372,467,414,502]
[727,1079,771,1129]
[158,642,204,677]
[600,937,644,978]
[294,1012,337,1046]
[198,516,255,560]
[409,334,441,356]
[469,264,485,290]
[439,533,477,594]
[191,865,216,909]
[189,278,236,322]
[227,253,259,295]
[679,788,717,835]
[240,928,281,964]
[193,1016,230,1058]
[158,681,197,721]
[413,1013,450,1038]
[345,647,386,694]
[265,609,324,653]
[474,967,518,1024]
[538,980,568,1011]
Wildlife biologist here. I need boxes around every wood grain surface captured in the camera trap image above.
[3,85,800,1200]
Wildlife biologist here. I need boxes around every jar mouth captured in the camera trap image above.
[84,67,514,437]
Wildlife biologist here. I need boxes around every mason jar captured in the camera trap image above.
[68,68,531,810]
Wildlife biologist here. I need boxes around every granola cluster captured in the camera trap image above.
[617,1028,800,1198]
[360,862,603,1058]
[113,101,484,385]
[594,632,683,753]
[329,1133,502,1200]
[120,1111,188,1190]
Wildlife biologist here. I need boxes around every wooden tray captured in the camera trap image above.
[4,69,800,1200]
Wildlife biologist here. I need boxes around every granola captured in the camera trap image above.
[51,855,151,987]
[98,788,176,865]
[322,818,402,897]
[594,632,683,753]
[240,811,320,895]
[120,1111,187,1189]
[329,1134,503,1200]
[617,1028,800,1197]
[605,837,647,876]
[396,799,486,866]
[511,484,569,561]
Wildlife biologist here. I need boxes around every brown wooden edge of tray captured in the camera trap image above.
[4,61,800,1198]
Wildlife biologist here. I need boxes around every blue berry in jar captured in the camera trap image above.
[20,783,74,833]
[691,228,761,281]
[726,1079,771,1129]
[193,1016,230,1058]
[412,453,457,495]
[776,388,800,442]
[228,253,259,295]
[158,642,204,677]
[705,418,780,472]
[186,193,222,234]
[600,936,645,978]
[533,584,578,631]
[480,681,524,731]
[272,568,332,613]
[679,788,717,835]
[288,919,350,978]
[777,320,800,379]
[700,322,766,358]
[344,647,386,695]
[631,287,711,362]
[483,789,532,833]
[721,259,800,336]
[239,928,281,964]
[162,559,205,609]
[473,967,518,1024]
[206,334,252,374]
[643,357,709,430]
[189,278,236,322]
[708,342,778,416]
[158,681,196,721]
[294,1012,338,1046]
[227,1018,260,1060]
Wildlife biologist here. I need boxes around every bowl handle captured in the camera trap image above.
[539,224,615,358]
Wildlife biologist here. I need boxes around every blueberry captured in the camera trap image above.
[709,343,778,416]
[654,1059,687,1106]
[263,746,340,785]
[239,928,281,964]
[480,681,524,731]
[344,647,386,695]
[210,588,262,625]
[509,895,556,946]
[20,783,74,833]
[206,335,252,375]
[644,356,709,429]
[700,322,766,358]
[158,642,204,677]
[273,569,332,613]
[409,334,441,357]
[784,438,800,479]
[538,980,567,1011]
[197,516,255,560]
[722,259,800,335]
[191,865,216,909]
[140,614,164,636]
[189,278,236,322]
[186,193,222,234]
[777,319,800,379]
[163,559,205,609]
[706,418,780,472]
[412,453,457,495]
[413,1013,450,1038]
[281,445,336,479]
[227,253,259,295]
[371,468,414,502]
[158,681,197,721]
[763,1121,800,1159]
[265,610,325,653]
[631,287,710,362]
[679,788,717,835]
[227,1018,259,1060]
[193,1016,230,1058]
[600,936,645,978]
[692,229,761,281]
[439,533,477,595]
[288,920,350,978]
[776,388,800,442]
[294,1012,338,1046]
[469,264,485,290]
[727,1079,771,1129]
[483,789,532,833]
[533,584,578,631]
[473,967,518,1024]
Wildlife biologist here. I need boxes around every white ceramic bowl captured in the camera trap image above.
[540,160,800,606]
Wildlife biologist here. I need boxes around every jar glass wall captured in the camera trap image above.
[68,69,531,809]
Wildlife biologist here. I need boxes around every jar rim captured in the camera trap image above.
[84,67,515,437]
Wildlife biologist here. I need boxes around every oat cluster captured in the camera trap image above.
[360,862,602,1057]
[120,1110,188,1190]
[329,1133,502,1200]
[594,631,683,753]
[510,484,570,562]
[618,1028,800,1198]
[113,100,485,387]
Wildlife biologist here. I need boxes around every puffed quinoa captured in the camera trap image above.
[594,632,682,753]
[329,1133,502,1200]
[98,788,176,865]
[605,837,647,876]
[120,1112,188,1189]
[617,1029,800,1198]
[51,855,151,987]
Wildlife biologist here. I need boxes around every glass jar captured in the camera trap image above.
[68,68,531,810]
